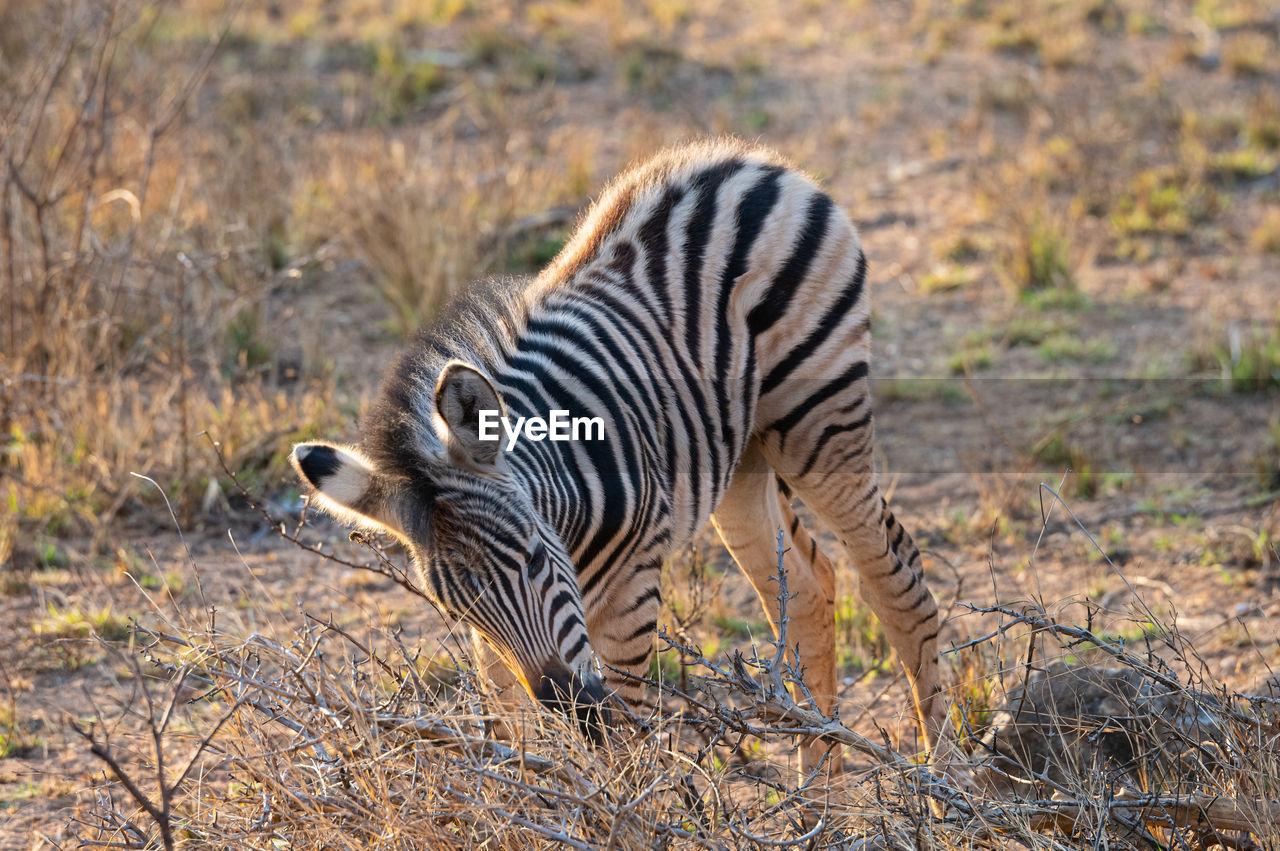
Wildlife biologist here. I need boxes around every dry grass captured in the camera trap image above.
[5,0,1280,845]
[0,0,348,563]
[0,0,616,569]
[64,499,1280,849]
[309,138,583,338]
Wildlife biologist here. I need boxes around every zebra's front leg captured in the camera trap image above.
[585,561,664,716]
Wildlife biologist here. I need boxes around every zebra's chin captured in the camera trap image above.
[532,665,611,743]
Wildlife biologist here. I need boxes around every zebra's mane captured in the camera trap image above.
[535,136,789,290]
[412,274,531,371]
[362,275,530,482]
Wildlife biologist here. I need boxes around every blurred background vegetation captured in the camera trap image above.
[1,0,1278,840]
[2,0,1277,569]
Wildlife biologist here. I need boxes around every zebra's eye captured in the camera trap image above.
[522,529,542,561]
[526,539,548,579]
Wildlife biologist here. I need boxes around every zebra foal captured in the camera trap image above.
[291,139,949,774]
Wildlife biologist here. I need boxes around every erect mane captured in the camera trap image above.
[535,137,791,289]
[362,275,530,481]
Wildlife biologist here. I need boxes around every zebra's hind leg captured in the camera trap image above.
[710,439,841,780]
[765,446,952,777]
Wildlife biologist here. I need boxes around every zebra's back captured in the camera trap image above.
[521,140,870,545]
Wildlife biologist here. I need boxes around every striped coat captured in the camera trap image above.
[292,139,947,773]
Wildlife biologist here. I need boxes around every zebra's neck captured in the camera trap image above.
[493,291,665,570]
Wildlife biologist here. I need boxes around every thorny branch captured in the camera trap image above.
[79,449,1280,847]
[71,639,246,851]
[203,431,434,606]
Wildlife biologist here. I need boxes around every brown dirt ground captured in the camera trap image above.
[3,0,1279,845]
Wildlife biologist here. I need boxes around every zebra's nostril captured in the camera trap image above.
[534,667,611,742]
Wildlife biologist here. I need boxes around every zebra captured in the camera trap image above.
[291,138,949,775]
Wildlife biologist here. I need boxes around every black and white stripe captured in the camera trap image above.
[294,139,945,762]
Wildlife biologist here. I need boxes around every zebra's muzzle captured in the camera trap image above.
[533,665,610,743]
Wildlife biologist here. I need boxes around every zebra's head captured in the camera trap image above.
[289,360,608,739]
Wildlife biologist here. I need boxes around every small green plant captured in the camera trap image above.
[0,704,29,759]
[39,541,70,570]
[1037,332,1117,364]
[1191,320,1280,393]
[875,378,968,404]
[835,595,890,673]
[996,213,1077,301]
[1258,420,1280,492]
[743,109,770,132]
[713,614,770,640]
[32,604,131,642]
[1031,434,1104,498]
[1096,618,1163,646]
[1245,527,1272,568]
[1208,148,1278,183]
[948,343,995,375]
[1111,167,1224,238]
[135,568,186,597]
[0,780,50,805]
[1021,286,1089,312]
[370,42,449,123]
[1002,313,1067,347]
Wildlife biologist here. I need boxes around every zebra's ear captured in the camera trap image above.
[291,442,404,538]
[434,360,504,471]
